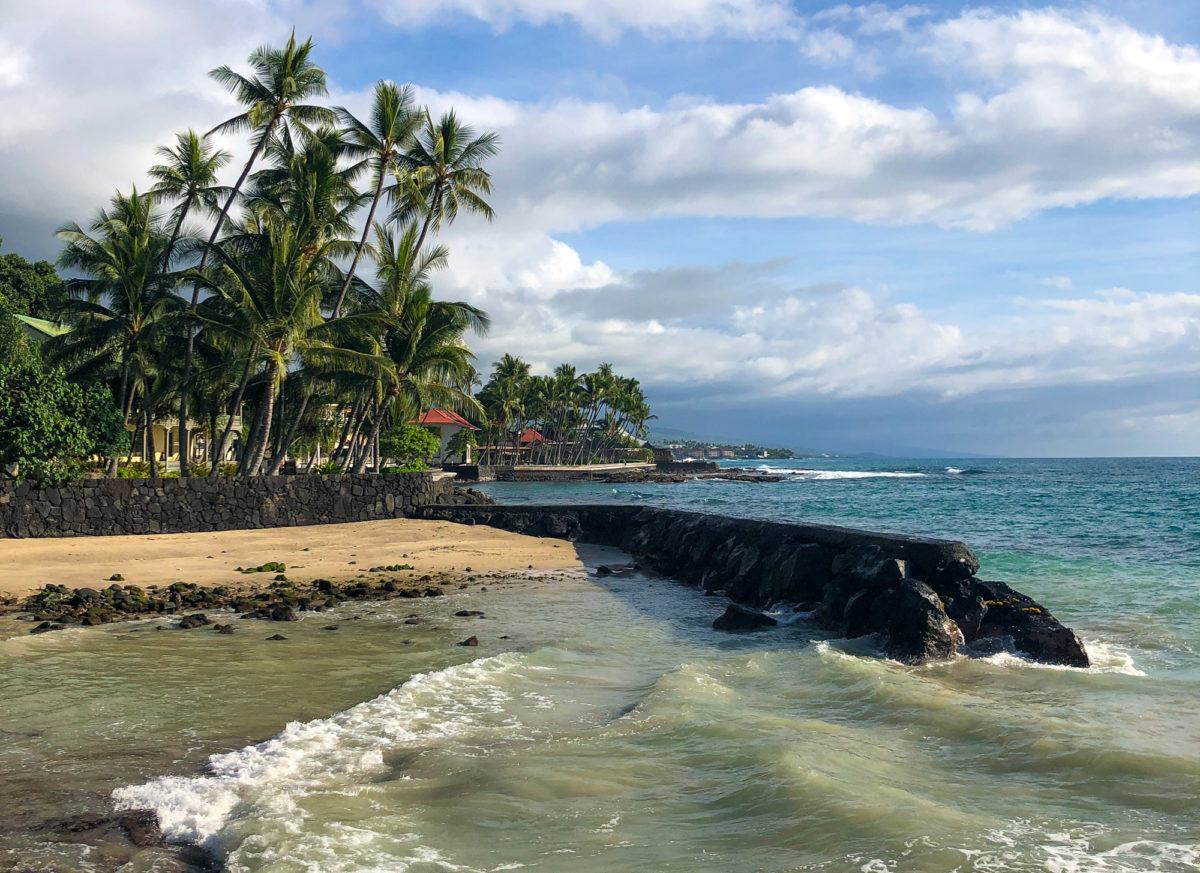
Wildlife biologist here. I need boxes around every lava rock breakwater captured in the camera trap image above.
[416,504,1089,667]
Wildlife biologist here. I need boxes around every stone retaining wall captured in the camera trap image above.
[0,473,473,538]
[414,503,1090,667]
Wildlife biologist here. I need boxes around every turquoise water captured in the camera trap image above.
[1,458,1197,871]
[477,457,1200,677]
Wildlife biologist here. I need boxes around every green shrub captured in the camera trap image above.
[383,461,427,474]
[314,460,343,475]
[380,424,441,469]
[117,461,150,479]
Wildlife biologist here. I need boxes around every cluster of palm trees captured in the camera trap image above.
[48,34,497,478]
[476,355,654,465]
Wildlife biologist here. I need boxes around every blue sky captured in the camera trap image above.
[1,0,1197,455]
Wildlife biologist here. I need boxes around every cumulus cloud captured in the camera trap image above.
[434,238,1200,408]
[401,9,1200,233]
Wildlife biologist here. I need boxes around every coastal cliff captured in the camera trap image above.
[415,503,1090,668]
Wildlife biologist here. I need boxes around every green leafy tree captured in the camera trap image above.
[0,306,128,484]
[0,240,68,319]
[445,427,477,462]
[380,424,441,470]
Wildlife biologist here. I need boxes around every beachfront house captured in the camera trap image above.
[411,408,480,464]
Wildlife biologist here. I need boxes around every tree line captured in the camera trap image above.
[474,355,654,465]
[9,33,497,482]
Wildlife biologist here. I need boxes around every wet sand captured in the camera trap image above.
[0,519,581,598]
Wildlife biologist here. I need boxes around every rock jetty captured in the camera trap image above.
[415,504,1090,667]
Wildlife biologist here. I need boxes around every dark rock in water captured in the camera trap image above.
[214,623,235,634]
[458,635,480,646]
[454,609,485,617]
[322,624,339,631]
[832,544,907,587]
[870,580,963,664]
[595,565,614,577]
[177,613,211,629]
[269,605,298,622]
[117,810,162,848]
[713,603,778,631]
[412,503,1088,668]
[266,633,287,641]
[974,580,1090,667]
[403,617,424,625]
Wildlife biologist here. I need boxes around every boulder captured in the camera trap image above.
[458,635,480,646]
[269,605,298,622]
[177,613,211,629]
[869,580,962,664]
[712,603,778,632]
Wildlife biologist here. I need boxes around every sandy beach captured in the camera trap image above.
[0,519,583,599]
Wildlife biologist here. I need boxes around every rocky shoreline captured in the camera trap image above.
[416,504,1091,668]
[8,569,472,636]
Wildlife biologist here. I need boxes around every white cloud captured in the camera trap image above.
[370,0,801,40]
[389,9,1200,235]
[1040,276,1073,289]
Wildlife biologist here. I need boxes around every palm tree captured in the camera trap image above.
[332,81,419,317]
[149,129,231,474]
[148,130,231,268]
[173,33,333,476]
[191,214,373,476]
[391,110,500,257]
[51,188,181,475]
[350,222,488,473]
[206,33,333,242]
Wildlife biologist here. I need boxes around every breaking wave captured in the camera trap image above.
[112,653,529,848]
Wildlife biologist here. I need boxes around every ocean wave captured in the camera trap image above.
[112,652,528,848]
[755,466,927,480]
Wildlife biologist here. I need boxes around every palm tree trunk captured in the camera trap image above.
[246,360,280,476]
[168,198,195,477]
[179,127,273,477]
[412,183,442,257]
[332,395,363,467]
[332,169,386,317]
[107,367,132,477]
[144,402,159,479]
[266,386,311,475]
[355,394,391,474]
[345,398,372,468]
[208,411,218,465]
[210,355,256,477]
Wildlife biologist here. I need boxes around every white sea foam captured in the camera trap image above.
[754,466,926,480]
[945,466,964,474]
[112,653,527,847]
[978,640,1146,677]
[967,822,1200,872]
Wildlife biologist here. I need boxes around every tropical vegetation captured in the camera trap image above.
[475,356,654,465]
[1,32,652,483]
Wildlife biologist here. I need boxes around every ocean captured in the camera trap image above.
[1,457,1197,871]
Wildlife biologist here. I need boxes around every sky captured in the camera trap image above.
[0,0,1197,456]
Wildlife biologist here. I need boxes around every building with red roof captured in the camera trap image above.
[410,408,480,463]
